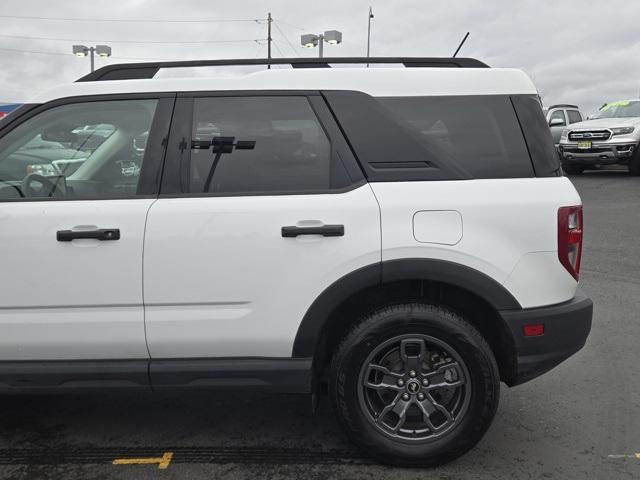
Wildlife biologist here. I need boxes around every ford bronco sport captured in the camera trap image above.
[0,57,593,467]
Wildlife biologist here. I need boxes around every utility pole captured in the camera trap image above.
[267,12,273,69]
[366,7,374,67]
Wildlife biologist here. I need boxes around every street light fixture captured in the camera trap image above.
[324,30,342,46]
[72,45,89,57]
[72,44,112,72]
[300,30,342,58]
[95,45,112,58]
[301,34,318,49]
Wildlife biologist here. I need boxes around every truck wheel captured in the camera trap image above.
[329,303,500,467]
[629,149,640,176]
[563,164,584,175]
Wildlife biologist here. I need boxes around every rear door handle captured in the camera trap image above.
[281,224,344,238]
[57,228,120,242]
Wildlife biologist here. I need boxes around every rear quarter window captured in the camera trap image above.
[567,110,582,124]
[376,95,534,179]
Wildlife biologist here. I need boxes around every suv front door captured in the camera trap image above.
[143,93,380,362]
[0,95,173,361]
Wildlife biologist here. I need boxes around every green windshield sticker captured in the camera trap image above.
[601,100,630,111]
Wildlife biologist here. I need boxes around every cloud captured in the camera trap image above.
[0,0,637,115]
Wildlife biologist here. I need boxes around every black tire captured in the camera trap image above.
[563,164,585,175]
[629,149,640,176]
[329,303,500,467]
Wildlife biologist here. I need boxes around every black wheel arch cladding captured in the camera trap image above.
[292,258,521,359]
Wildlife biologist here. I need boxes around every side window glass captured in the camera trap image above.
[376,95,533,178]
[187,96,347,195]
[567,110,582,124]
[0,99,157,200]
[549,110,566,126]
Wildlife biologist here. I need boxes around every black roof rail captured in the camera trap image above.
[548,104,579,109]
[76,57,490,82]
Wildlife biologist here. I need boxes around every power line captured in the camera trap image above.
[0,46,188,61]
[273,21,300,57]
[0,33,264,44]
[271,40,286,58]
[273,19,307,31]
[0,46,67,56]
[0,14,262,23]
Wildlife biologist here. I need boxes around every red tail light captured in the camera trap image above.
[558,205,583,281]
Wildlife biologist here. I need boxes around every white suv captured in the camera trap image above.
[0,57,592,467]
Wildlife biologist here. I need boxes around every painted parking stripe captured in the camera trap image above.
[113,452,173,469]
[0,446,370,466]
[607,453,640,459]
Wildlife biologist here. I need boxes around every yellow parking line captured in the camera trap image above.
[113,452,173,469]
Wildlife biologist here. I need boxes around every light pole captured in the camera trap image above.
[366,7,374,67]
[301,30,342,58]
[72,44,112,72]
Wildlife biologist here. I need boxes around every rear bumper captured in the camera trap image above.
[500,289,593,386]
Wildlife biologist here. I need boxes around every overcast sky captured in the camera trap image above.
[0,0,638,115]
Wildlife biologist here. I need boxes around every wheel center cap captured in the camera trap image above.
[406,379,421,394]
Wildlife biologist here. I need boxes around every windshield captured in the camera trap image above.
[592,100,640,119]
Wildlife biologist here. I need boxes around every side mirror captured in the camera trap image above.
[549,118,565,127]
[41,126,79,143]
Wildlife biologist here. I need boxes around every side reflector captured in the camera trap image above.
[523,324,545,337]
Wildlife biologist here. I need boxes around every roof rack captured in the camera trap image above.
[548,104,579,109]
[76,57,490,82]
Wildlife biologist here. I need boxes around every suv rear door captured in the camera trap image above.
[0,95,173,361]
[142,93,380,364]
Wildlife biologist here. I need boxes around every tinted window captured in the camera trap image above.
[377,96,534,178]
[0,99,157,200]
[510,95,561,177]
[549,109,566,126]
[187,96,350,194]
[567,110,582,124]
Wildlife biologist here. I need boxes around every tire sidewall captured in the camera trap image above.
[331,304,500,466]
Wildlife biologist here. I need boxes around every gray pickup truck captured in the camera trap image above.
[543,104,584,147]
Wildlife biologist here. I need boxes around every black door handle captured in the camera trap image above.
[281,224,344,237]
[57,228,120,242]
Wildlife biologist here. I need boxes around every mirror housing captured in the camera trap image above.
[41,126,79,143]
[549,118,565,127]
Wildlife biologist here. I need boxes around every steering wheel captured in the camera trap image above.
[21,173,63,198]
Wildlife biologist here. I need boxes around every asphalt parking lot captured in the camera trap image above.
[0,171,638,480]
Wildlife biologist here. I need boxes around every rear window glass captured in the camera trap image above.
[376,96,534,178]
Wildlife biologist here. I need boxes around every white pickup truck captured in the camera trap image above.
[558,99,640,175]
